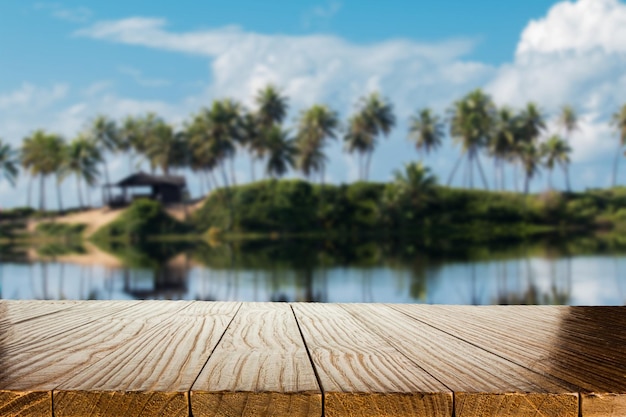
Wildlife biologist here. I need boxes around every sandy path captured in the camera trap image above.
[165,198,207,221]
[27,196,207,237]
[27,207,125,237]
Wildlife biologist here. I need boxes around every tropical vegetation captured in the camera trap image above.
[2,86,626,239]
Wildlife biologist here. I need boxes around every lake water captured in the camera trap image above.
[1,236,626,305]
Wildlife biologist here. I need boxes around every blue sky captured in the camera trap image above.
[1,0,626,208]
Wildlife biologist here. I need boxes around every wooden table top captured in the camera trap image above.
[0,301,624,417]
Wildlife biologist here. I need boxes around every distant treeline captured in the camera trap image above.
[1,85,626,212]
[191,176,626,238]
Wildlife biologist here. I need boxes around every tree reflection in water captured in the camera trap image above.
[2,233,626,303]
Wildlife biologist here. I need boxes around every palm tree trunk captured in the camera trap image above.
[548,168,553,190]
[250,155,256,182]
[468,153,474,188]
[230,156,237,186]
[447,153,464,186]
[563,164,571,192]
[524,174,530,195]
[56,175,63,213]
[205,171,213,193]
[76,175,84,208]
[365,150,373,181]
[493,158,499,190]
[475,153,489,190]
[27,176,33,207]
[103,160,111,201]
[210,170,219,189]
[220,163,230,189]
[39,174,45,211]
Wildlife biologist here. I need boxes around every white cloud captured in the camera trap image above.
[0,83,68,110]
[487,0,626,165]
[517,0,626,55]
[75,18,492,115]
[34,3,92,23]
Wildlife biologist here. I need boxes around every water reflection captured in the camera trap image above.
[2,234,626,304]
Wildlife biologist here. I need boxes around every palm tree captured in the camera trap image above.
[63,134,102,208]
[512,103,546,191]
[392,162,438,198]
[408,108,444,161]
[358,92,396,180]
[143,118,177,175]
[295,104,339,182]
[384,162,437,228]
[344,114,373,181]
[558,105,578,191]
[448,89,495,189]
[0,139,19,186]
[118,116,143,172]
[489,107,518,190]
[254,85,289,177]
[518,103,546,143]
[265,126,297,178]
[541,135,571,190]
[186,100,240,188]
[240,111,262,182]
[611,104,626,187]
[21,130,65,211]
[256,85,288,130]
[52,137,67,212]
[519,142,543,194]
[88,115,119,202]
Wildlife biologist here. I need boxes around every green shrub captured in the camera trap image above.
[93,199,189,241]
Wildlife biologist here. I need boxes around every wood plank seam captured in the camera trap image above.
[386,304,580,393]
[289,304,325,417]
[339,305,455,393]
[187,302,243,416]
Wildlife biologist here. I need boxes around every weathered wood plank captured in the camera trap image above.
[53,301,240,417]
[0,300,79,325]
[191,302,321,417]
[0,301,144,417]
[342,303,579,417]
[292,303,452,417]
[390,305,626,416]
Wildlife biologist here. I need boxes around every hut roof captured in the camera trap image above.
[113,172,186,187]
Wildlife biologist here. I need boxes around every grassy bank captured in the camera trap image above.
[4,180,626,243]
[191,180,626,240]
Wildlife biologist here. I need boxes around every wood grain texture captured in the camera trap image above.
[581,392,626,417]
[191,303,321,417]
[455,393,578,417]
[0,301,142,416]
[54,301,240,417]
[1,301,624,417]
[292,303,452,417]
[0,391,50,417]
[0,300,79,325]
[341,304,579,417]
[391,304,626,415]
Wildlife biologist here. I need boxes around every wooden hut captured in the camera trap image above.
[104,172,187,207]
